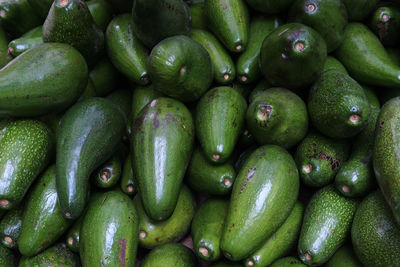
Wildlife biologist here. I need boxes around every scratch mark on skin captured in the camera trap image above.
[239,167,256,194]
[118,239,127,267]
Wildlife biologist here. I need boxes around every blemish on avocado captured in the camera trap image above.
[239,167,256,194]
[118,238,127,267]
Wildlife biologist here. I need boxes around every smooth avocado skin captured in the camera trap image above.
[189,29,235,84]
[87,0,113,32]
[308,70,371,139]
[0,43,88,118]
[91,153,122,189]
[132,97,194,221]
[196,86,247,164]
[120,153,137,196]
[135,185,195,248]
[131,0,192,48]
[141,243,196,267]
[270,257,307,267]
[370,5,400,46]
[131,84,164,122]
[186,146,236,195]
[204,0,249,53]
[287,0,348,53]
[323,56,348,74]
[0,206,22,249]
[106,14,149,85]
[351,190,400,267]
[341,0,379,21]
[245,201,304,267]
[295,132,350,187]
[245,0,294,14]
[42,0,104,67]
[191,198,229,262]
[148,35,213,103]
[246,87,308,149]
[0,120,53,210]
[89,57,120,97]
[259,23,327,90]
[325,244,363,267]
[18,165,73,257]
[335,23,400,89]
[298,185,358,266]
[8,26,43,57]
[236,16,282,84]
[56,97,126,220]
[373,96,400,225]
[19,243,80,267]
[221,145,299,261]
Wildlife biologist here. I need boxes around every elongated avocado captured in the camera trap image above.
[0,206,23,249]
[120,153,137,196]
[8,25,43,57]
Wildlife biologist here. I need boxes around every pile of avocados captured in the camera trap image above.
[0,0,400,266]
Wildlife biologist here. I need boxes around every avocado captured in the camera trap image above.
[106,14,149,85]
[246,87,308,149]
[0,120,53,210]
[19,243,79,267]
[189,0,207,30]
[186,146,236,195]
[204,0,249,53]
[259,23,327,90]
[322,56,348,74]
[237,128,255,148]
[248,78,273,103]
[0,43,88,117]
[132,97,194,221]
[335,23,400,89]
[148,35,213,102]
[0,245,15,266]
[0,206,23,249]
[370,5,400,47]
[18,165,73,257]
[245,201,304,267]
[131,0,191,48]
[221,145,299,261]
[91,152,122,189]
[135,185,195,248]
[244,0,294,14]
[373,96,400,225]
[57,97,126,219]
[288,0,347,53]
[43,0,104,67]
[80,190,139,267]
[131,84,165,122]
[0,25,12,68]
[351,190,400,266]
[308,69,371,139]
[191,198,229,262]
[189,29,235,84]
[89,57,120,97]
[65,216,82,253]
[270,257,307,267]
[87,0,112,32]
[120,153,137,196]
[236,16,282,84]
[196,86,247,163]
[295,131,350,187]
[141,243,196,267]
[341,0,379,21]
[298,185,358,266]
[325,244,363,267]
[8,25,42,57]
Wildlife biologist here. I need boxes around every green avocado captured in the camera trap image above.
[8,25,43,57]
[141,243,196,267]
[19,243,79,267]
[0,206,23,249]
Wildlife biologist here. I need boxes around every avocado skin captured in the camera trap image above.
[0,245,15,266]
[323,56,348,74]
[196,86,247,163]
[298,185,358,266]
[131,0,191,48]
[56,97,126,220]
[325,244,363,267]
[19,243,79,267]
[246,87,308,149]
[189,29,235,84]
[336,23,400,89]
[221,145,299,261]
[204,0,249,53]
[0,120,53,210]
[120,153,137,196]
[132,97,194,221]
[295,131,350,187]
[149,35,212,102]
[370,5,400,47]
[87,0,112,32]
[92,153,122,189]
[18,165,73,257]
[8,26,43,57]
[0,43,88,118]
[189,1,207,30]
[0,206,23,249]
[135,185,195,248]
[89,57,120,97]
[131,84,164,122]
[308,69,371,139]
[244,0,294,15]
[288,0,348,53]
[65,216,82,253]
[236,16,282,84]
[141,243,196,267]
[80,190,139,267]
[373,96,400,226]
[352,190,400,266]
[191,198,229,262]
[0,26,12,68]
[106,14,149,86]
[270,257,307,267]
[245,201,304,267]
[341,0,379,21]
[43,0,104,67]
[259,23,327,90]
[186,146,236,195]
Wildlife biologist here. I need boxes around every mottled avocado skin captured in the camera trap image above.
[351,190,400,267]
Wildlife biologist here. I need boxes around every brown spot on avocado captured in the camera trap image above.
[239,167,256,194]
[118,239,127,267]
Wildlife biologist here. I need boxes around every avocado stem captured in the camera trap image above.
[4,236,12,245]
[303,164,312,174]
[67,237,74,246]
[213,154,220,161]
[349,114,361,123]
[224,74,230,80]
[127,185,134,192]
[236,45,242,51]
[100,170,110,181]
[305,252,312,261]
[0,199,8,207]
[0,10,6,18]
[241,76,247,82]
[247,260,255,267]
[60,0,69,7]
[342,185,351,193]
[199,247,209,257]
[224,178,231,187]
[139,230,147,239]
[295,42,305,51]
[307,4,315,12]
[179,66,186,75]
